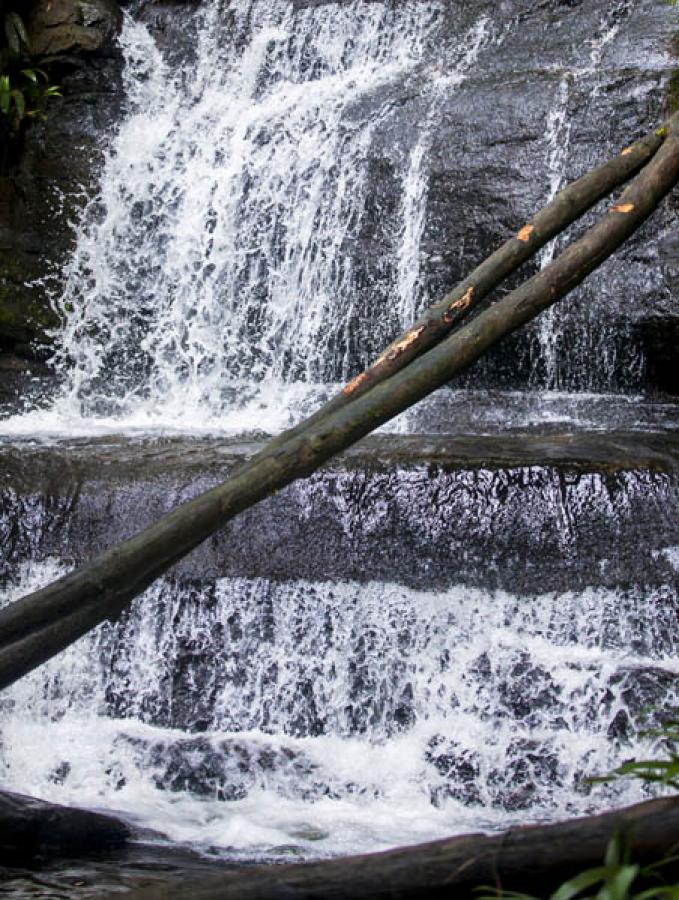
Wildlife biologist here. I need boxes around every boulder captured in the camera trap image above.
[26,0,123,57]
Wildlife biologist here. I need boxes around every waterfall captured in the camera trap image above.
[3,551,678,858]
[0,0,676,874]
[532,0,636,391]
[0,0,660,438]
[38,0,470,434]
[395,15,494,326]
[2,448,678,859]
[533,73,572,389]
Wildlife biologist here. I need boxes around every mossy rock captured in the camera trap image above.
[0,289,59,347]
[26,0,123,57]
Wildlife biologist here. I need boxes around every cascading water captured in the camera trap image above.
[2,498,679,857]
[395,15,494,327]
[2,0,662,439]
[0,0,678,880]
[2,440,679,859]
[531,0,639,391]
[37,0,493,434]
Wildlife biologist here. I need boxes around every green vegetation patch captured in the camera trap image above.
[1,5,61,172]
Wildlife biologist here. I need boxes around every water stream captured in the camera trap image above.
[532,0,636,390]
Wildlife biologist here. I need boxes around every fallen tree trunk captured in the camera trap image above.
[0,789,130,862]
[124,796,679,900]
[0,113,678,690]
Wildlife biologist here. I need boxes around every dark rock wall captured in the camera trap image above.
[0,0,126,370]
[2,435,678,596]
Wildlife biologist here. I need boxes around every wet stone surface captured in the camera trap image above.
[1,432,678,594]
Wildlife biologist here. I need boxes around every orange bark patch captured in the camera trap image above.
[611,203,635,214]
[621,146,635,156]
[376,325,426,366]
[342,371,370,396]
[517,224,534,242]
[443,286,475,323]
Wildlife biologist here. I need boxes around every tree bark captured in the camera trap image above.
[0,114,677,691]
[123,796,679,900]
[0,789,130,861]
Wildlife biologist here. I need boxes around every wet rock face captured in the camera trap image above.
[25,0,123,56]
[129,0,203,66]
[426,736,483,807]
[359,0,679,393]
[0,0,126,359]
[4,434,679,595]
[639,226,679,394]
[112,734,353,801]
[2,435,679,596]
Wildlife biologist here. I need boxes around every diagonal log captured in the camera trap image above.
[122,796,679,899]
[0,113,678,690]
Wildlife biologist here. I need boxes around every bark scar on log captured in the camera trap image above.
[375,325,426,365]
[517,224,535,242]
[621,146,635,156]
[611,203,635,214]
[342,371,370,397]
[443,286,475,323]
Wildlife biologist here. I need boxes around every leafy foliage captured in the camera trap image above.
[0,6,61,140]
[3,10,29,60]
[593,715,679,792]
[476,712,679,899]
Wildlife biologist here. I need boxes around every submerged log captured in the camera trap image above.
[125,797,679,900]
[0,789,130,861]
[0,113,678,690]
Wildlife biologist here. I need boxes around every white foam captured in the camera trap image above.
[1,563,672,859]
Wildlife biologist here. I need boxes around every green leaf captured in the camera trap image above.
[635,889,679,900]
[596,864,639,900]
[20,68,38,84]
[643,851,679,876]
[552,866,607,899]
[4,11,29,55]
[10,89,25,121]
[604,834,625,868]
